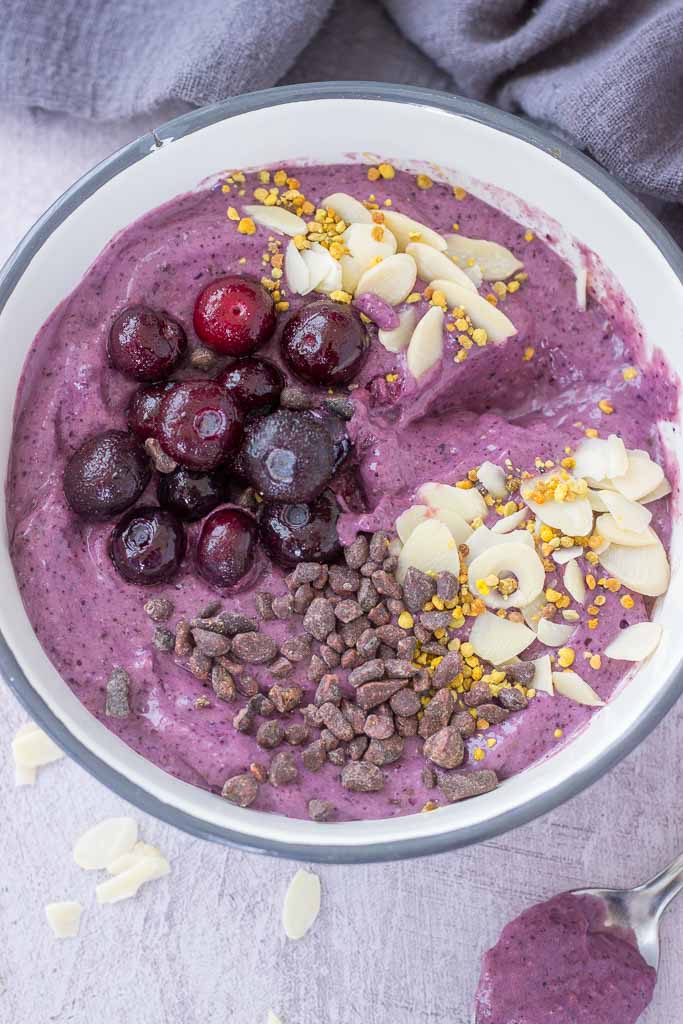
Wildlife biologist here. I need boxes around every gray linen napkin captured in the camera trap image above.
[1,0,681,233]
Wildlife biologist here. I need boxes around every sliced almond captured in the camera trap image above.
[599,538,670,596]
[468,542,545,610]
[604,621,663,661]
[552,545,583,565]
[340,253,365,293]
[45,901,83,939]
[563,559,586,604]
[491,507,529,534]
[267,1013,284,1024]
[300,246,333,293]
[107,841,162,876]
[573,434,628,482]
[611,450,665,501]
[396,504,472,545]
[12,725,64,769]
[469,612,536,665]
[531,655,554,695]
[242,205,307,237]
[463,263,484,287]
[309,243,342,294]
[406,306,444,380]
[282,868,321,940]
[428,279,516,343]
[521,482,593,538]
[73,817,138,870]
[538,618,575,647]
[444,234,523,281]
[284,240,310,295]
[418,481,488,523]
[477,461,508,500]
[355,253,417,306]
[396,505,431,543]
[587,489,609,512]
[405,242,476,291]
[396,518,460,583]
[467,525,534,562]
[596,514,658,548]
[15,763,37,786]
[575,267,588,311]
[321,192,373,224]
[378,306,418,353]
[381,210,447,252]
[640,477,672,504]
[343,222,397,266]
[95,855,171,905]
[552,670,604,707]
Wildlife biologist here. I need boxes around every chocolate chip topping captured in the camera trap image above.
[437,769,498,804]
[222,773,259,807]
[423,726,465,769]
[308,798,336,822]
[303,597,336,641]
[144,597,174,622]
[269,751,298,787]
[231,632,278,664]
[341,761,385,793]
[105,667,131,718]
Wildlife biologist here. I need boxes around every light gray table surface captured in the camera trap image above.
[1,103,682,1024]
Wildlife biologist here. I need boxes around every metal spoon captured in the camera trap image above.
[473,851,683,1021]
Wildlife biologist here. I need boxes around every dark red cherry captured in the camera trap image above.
[108,306,187,381]
[109,506,186,585]
[280,299,370,386]
[193,276,276,356]
[63,430,150,520]
[260,491,341,567]
[196,506,258,590]
[239,410,337,503]
[216,357,285,415]
[158,380,243,471]
[157,465,227,522]
[127,381,177,442]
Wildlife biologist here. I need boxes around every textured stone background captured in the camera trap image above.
[1,105,682,1023]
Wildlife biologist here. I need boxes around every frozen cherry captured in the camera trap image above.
[239,409,337,503]
[63,430,150,520]
[280,299,370,386]
[260,491,341,567]
[216,357,285,415]
[158,380,242,471]
[157,465,227,522]
[109,506,186,585]
[127,380,177,442]
[108,305,187,381]
[193,276,276,356]
[196,507,258,590]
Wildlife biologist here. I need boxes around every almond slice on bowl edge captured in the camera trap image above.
[405,242,476,291]
[282,868,321,941]
[73,817,139,870]
[599,538,670,596]
[604,621,663,661]
[537,618,575,647]
[406,306,444,380]
[468,542,545,610]
[444,234,524,280]
[563,559,586,603]
[418,480,488,523]
[596,514,658,548]
[466,525,535,562]
[380,210,447,252]
[469,612,536,665]
[428,279,516,343]
[490,507,530,534]
[321,192,373,224]
[397,518,461,582]
[355,253,417,306]
[343,221,397,266]
[552,671,604,707]
[45,901,83,940]
[242,205,308,237]
[610,449,665,501]
[378,306,417,353]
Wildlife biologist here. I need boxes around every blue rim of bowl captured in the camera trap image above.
[1,82,682,863]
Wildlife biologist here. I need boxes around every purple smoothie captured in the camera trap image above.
[6,162,677,821]
[475,892,657,1023]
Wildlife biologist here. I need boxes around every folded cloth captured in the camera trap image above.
[1,0,681,232]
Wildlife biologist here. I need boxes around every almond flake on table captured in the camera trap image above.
[95,853,171,905]
[73,817,139,870]
[12,721,64,784]
[267,1012,284,1024]
[45,901,83,939]
[282,868,321,940]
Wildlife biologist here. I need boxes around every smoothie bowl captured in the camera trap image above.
[1,84,683,861]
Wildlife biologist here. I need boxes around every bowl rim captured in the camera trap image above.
[1,81,682,863]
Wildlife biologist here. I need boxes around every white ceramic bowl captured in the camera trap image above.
[1,83,682,862]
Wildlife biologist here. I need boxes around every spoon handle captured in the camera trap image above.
[639,851,683,919]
